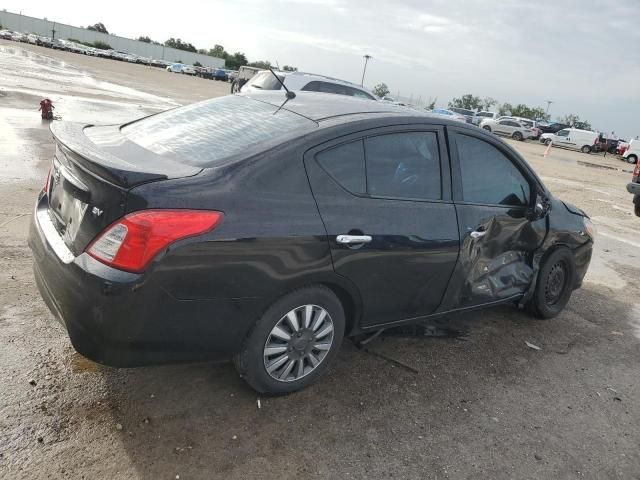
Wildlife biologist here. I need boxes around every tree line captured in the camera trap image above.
[448,93,592,130]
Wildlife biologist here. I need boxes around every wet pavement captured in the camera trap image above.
[1,41,639,479]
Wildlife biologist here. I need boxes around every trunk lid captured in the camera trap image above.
[46,122,201,255]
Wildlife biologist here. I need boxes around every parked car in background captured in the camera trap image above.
[540,128,598,154]
[166,63,185,73]
[227,70,238,82]
[429,108,467,122]
[240,70,377,100]
[538,122,570,135]
[212,69,228,81]
[627,161,640,216]
[449,107,475,123]
[11,32,26,42]
[473,111,498,125]
[0,30,13,40]
[28,91,593,395]
[480,118,536,141]
[231,65,263,93]
[622,139,639,164]
[181,65,196,75]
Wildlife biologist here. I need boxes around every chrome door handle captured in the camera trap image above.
[336,234,372,245]
[470,230,486,239]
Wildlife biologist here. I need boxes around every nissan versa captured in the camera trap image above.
[28,91,594,394]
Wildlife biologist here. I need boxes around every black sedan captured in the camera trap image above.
[29,91,594,394]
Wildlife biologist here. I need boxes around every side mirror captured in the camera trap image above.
[528,192,550,221]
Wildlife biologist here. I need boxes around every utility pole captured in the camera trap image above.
[51,22,57,40]
[546,100,554,114]
[361,54,372,87]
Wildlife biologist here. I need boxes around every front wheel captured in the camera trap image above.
[581,145,591,154]
[544,139,552,146]
[528,248,576,319]
[512,131,523,141]
[627,154,638,165]
[483,125,492,132]
[234,286,345,394]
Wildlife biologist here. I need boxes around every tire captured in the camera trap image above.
[581,145,591,154]
[528,247,576,319]
[512,131,523,141]
[635,204,640,217]
[483,125,492,132]
[234,285,345,394]
[544,139,552,146]
[627,154,638,165]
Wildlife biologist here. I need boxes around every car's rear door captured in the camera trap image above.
[437,127,548,311]
[304,125,460,328]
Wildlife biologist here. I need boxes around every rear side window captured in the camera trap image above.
[365,133,441,200]
[303,81,375,100]
[122,95,317,167]
[244,71,283,90]
[316,140,366,194]
[316,132,442,201]
[455,134,530,206]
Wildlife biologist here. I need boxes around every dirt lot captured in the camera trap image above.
[1,41,639,480]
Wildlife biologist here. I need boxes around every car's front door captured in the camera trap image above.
[304,126,460,328]
[495,120,514,135]
[437,128,548,312]
[554,129,571,147]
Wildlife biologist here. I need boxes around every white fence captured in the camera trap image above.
[0,10,225,68]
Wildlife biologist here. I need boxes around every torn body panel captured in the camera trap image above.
[518,197,593,308]
[437,204,547,312]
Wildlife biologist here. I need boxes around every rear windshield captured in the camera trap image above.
[245,71,284,90]
[122,95,317,167]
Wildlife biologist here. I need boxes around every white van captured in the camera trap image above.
[540,128,598,154]
[623,139,639,164]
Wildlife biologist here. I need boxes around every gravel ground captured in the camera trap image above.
[1,41,639,480]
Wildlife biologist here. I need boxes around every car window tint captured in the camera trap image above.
[245,71,283,90]
[316,140,366,194]
[122,95,317,167]
[456,134,529,206]
[365,132,441,200]
[557,130,569,137]
[346,86,375,100]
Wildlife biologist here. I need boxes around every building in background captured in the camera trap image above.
[0,10,225,68]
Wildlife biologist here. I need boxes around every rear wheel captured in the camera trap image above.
[581,145,591,154]
[528,248,576,319]
[483,125,492,132]
[627,154,638,164]
[512,131,523,141]
[234,286,345,394]
[544,138,552,146]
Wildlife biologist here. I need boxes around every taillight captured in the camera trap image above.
[86,210,223,273]
[43,168,51,194]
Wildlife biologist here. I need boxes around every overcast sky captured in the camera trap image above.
[6,0,640,138]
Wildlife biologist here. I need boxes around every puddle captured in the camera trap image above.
[68,352,104,373]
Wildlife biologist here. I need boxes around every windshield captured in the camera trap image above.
[122,95,317,167]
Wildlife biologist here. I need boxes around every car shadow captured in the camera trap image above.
[101,286,640,479]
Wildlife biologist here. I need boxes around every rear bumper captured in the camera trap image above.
[28,199,262,367]
[626,182,640,196]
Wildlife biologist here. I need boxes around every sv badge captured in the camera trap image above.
[91,206,104,217]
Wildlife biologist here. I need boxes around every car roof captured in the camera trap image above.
[241,91,435,122]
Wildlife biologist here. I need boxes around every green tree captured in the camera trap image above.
[249,60,272,69]
[208,45,226,58]
[449,94,482,111]
[481,97,498,110]
[224,52,248,70]
[138,36,151,43]
[164,38,197,53]
[93,41,112,50]
[426,97,437,110]
[282,65,298,72]
[87,22,108,34]
[372,83,390,98]
[193,61,202,67]
[558,114,592,130]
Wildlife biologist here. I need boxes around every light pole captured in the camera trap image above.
[361,54,372,87]
[546,100,554,115]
